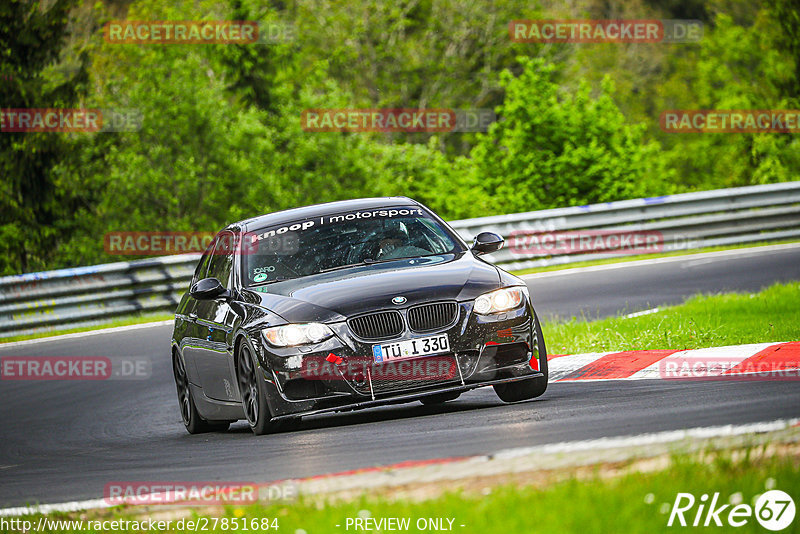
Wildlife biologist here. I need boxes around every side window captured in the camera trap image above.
[192,248,213,285]
[206,232,234,288]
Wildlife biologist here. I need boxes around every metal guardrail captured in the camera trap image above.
[448,181,800,270]
[2,181,799,338]
[0,255,198,338]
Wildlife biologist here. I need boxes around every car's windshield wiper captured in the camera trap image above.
[316,262,371,274]
[248,276,295,287]
[315,254,445,274]
[316,257,405,273]
[365,253,449,264]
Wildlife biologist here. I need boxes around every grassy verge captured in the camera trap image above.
[0,313,174,344]
[246,451,798,534]
[544,282,800,355]
[511,240,800,275]
[7,446,798,533]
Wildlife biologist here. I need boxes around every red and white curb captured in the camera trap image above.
[548,341,800,382]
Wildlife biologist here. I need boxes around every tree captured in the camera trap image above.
[0,0,88,274]
[655,12,800,189]
[769,0,800,102]
[470,57,668,214]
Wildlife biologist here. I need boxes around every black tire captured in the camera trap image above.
[172,353,230,434]
[493,311,548,403]
[236,340,278,435]
[419,391,461,405]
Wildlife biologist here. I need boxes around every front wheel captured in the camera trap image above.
[494,311,548,403]
[236,340,278,435]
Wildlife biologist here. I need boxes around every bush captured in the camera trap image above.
[469,57,670,214]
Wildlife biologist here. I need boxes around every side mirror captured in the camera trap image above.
[190,277,230,300]
[471,232,504,255]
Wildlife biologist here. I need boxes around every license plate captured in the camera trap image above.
[372,334,450,363]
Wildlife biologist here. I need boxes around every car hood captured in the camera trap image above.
[241,253,500,323]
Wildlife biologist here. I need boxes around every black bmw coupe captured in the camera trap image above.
[171,198,548,435]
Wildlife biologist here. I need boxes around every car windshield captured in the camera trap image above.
[242,206,464,285]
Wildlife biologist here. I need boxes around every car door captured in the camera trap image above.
[179,246,214,387]
[193,232,239,401]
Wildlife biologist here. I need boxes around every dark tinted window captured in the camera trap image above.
[206,232,234,287]
[192,247,213,285]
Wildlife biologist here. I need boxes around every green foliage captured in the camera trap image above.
[470,57,670,213]
[286,0,549,154]
[654,12,800,189]
[0,0,89,273]
[769,0,800,100]
[53,0,491,267]
[3,0,800,274]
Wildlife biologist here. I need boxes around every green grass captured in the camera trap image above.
[543,282,800,355]
[0,313,173,344]
[266,453,797,534]
[511,240,800,275]
[7,449,797,533]
[227,452,799,534]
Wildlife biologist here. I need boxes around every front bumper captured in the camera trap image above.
[251,299,543,418]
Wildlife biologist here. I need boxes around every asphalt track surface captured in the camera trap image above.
[1,245,799,507]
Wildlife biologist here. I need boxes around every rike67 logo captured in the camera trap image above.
[665,489,795,530]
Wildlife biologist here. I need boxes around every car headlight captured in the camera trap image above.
[263,323,334,347]
[474,286,526,315]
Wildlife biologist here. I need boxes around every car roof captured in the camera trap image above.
[232,197,421,232]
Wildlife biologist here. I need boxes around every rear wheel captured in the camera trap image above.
[236,341,278,435]
[419,391,461,405]
[172,353,229,434]
[494,311,548,403]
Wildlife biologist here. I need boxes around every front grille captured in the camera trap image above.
[348,311,404,340]
[352,355,459,395]
[407,302,458,332]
